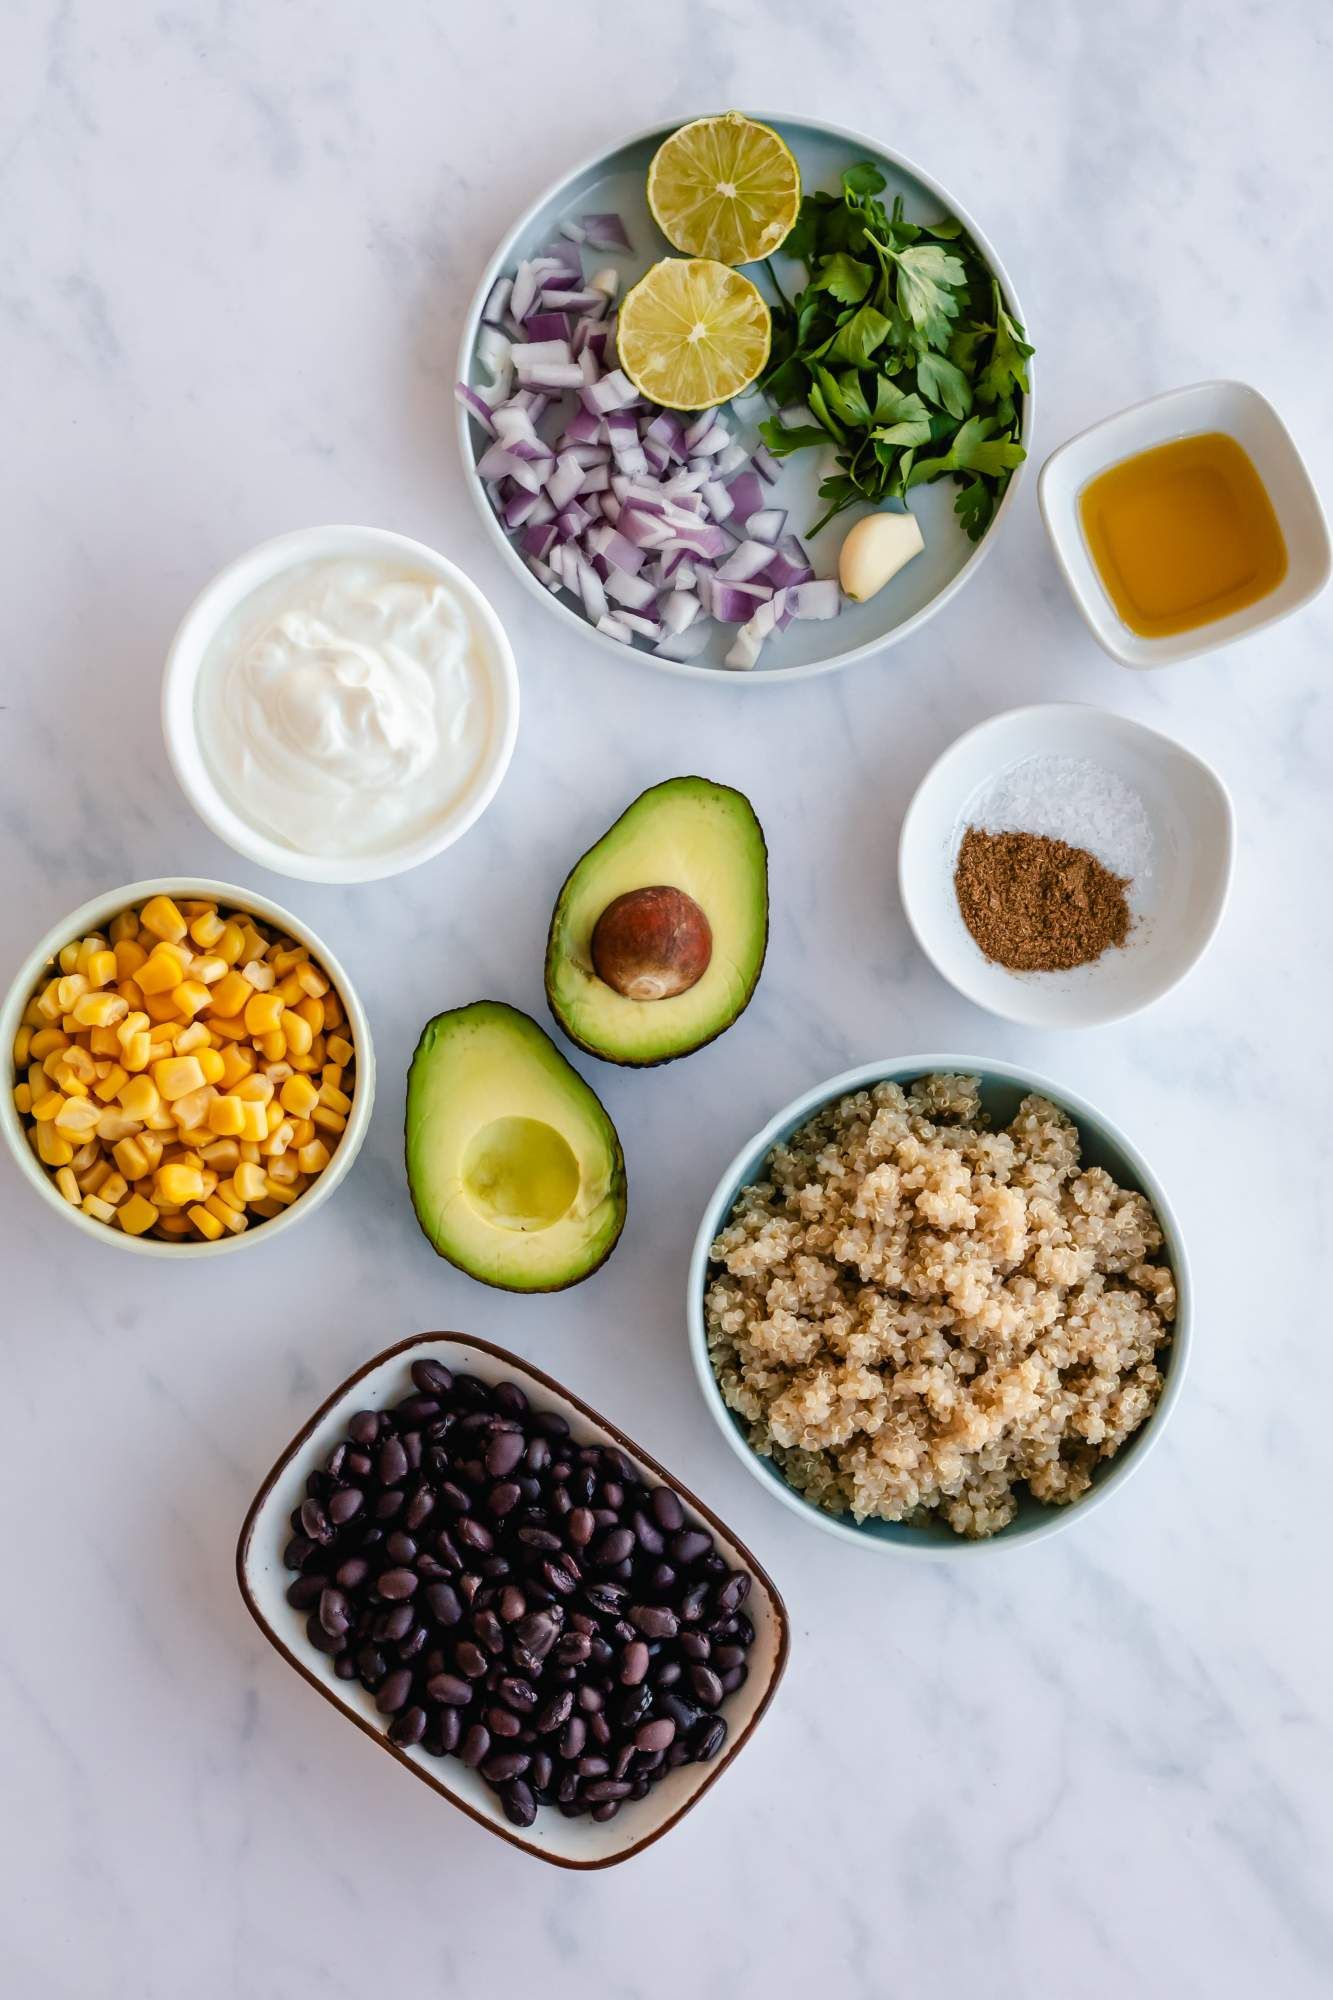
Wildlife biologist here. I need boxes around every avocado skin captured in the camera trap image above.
[404,1000,627,1293]
[544,776,769,1068]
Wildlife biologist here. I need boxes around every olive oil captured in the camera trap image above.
[1079,431,1287,638]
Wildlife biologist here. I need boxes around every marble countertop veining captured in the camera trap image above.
[3,3,1332,1995]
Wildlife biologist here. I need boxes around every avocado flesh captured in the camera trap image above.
[545,776,768,1066]
[406,1001,626,1291]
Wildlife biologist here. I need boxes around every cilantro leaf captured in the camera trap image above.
[869,383,932,447]
[758,415,828,456]
[841,162,886,198]
[975,286,1034,405]
[888,242,967,346]
[812,252,873,305]
[915,350,973,420]
[824,302,894,366]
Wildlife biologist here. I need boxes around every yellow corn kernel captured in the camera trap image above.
[327,1033,355,1067]
[31,1089,65,1122]
[261,1118,294,1158]
[74,934,107,971]
[117,1073,161,1120]
[156,1213,192,1236]
[137,1131,164,1172]
[213,1176,245,1211]
[55,1097,102,1139]
[215,920,245,965]
[52,1067,89,1100]
[233,1072,274,1103]
[97,1171,129,1207]
[35,1124,75,1167]
[195,1046,224,1085]
[206,1094,246,1137]
[204,1194,247,1233]
[28,1026,67,1061]
[95,1109,140,1145]
[311,1105,347,1136]
[268,973,299,1007]
[249,1197,282,1219]
[264,1063,294,1088]
[186,1203,224,1242]
[276,1008,312,1058]
[82,1193,117,1225]
[267,1152,300,1184]
[140,895,187,943]
[261,1175,301,1205]
[141,988,183,1025]
[238,1101,269,1143]
[136,949,183,996]
[297,1138,332,1175]
[215,1045,252,1090]
[318,1080,352,1115]
[193,955,227,986]
[200,1137,240,1168]
[151,1054,207,1101]
[57,972,90,1011]
[264,1100,284,1134]
[78,1157,112,1196]
[21,995,45,1027]
[12,1024,33,1067]
[172,980,211,1019]
[240,924,267,959]
[87,1026,122,1057]
[114,937,148,981]
[121,1030,152,1073]
[117,1193,159,1235]
[55,1165,81,1205]
[116,980,145,1012]
[172,1020,209,1055]
[241,991,283,1036]
[155,1161,206,1206]
[296,960,330,999]
[323,992,344,1029]
[270,945,306,977]
[72,991,127,1029]
[110,909,139,944]
[84,948,117,989]
[189,909,226,949]
[13,1083,32,1116]
[255,1030,284,1064]
[93,1064,129,1104]
[113,1135,149,1181]
[278,1073,320,1118]
[116,1008,149,1046]
[295,995,325,1035]
[238,1139,261,1164]
[71,1138,101,1171]
[207,1013,247,1042]
[171,1083,216,1130]
[231,1161,269,1202]
[239,962,275,1001]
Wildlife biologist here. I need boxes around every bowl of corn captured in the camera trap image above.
[1,879,374,1255]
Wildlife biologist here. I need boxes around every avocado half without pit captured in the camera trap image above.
[406,1002,626,1291]
[545,775,768,1066]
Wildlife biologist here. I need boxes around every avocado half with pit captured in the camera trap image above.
[545,776,768,1066]
[405,1002,626,1291]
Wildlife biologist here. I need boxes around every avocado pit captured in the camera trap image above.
[590,885,712,1002]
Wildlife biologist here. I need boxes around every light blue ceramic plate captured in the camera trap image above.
[687,1057,1190,1555]
[456,115,1033,683]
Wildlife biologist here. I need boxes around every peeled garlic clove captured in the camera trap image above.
[837,510,925,602]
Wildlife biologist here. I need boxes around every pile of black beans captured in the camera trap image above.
[283,1360,756,1829]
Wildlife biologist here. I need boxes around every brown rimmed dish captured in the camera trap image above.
[236,1331,790,1868]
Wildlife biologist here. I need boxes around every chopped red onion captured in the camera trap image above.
[725,624,765,671]
[581,369,638,414]
[716,540,775,583]
[455,383,497,434]
[478,443,543,493]
[619,611,662,638]
[708,580,773,623]
[662,591,701,633]
[752,443,780,484]
[521,522,558,560]
[724,471,765,520]
[597,613,633,643]
[655,624,710,662]
[481,277,513,325]
[746,508,787,544]
[763,536,815,590]
[789,579,841,620]
[556,503,593,541]
[604,568,657,611]
[582,213,632,252]
[522,311,572,343]
[714,440,750,477]
[512,340,571,366]
[541,288,606,314]
[559,219,588,244]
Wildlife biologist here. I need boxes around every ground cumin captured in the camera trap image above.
[954,826,1131,972]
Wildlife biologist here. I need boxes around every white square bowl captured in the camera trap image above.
[1038,380,1330,667]
[237,1332,789,1868]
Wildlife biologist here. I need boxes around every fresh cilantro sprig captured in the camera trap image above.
[758,163,1032,540]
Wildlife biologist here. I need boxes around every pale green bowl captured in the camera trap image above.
[686,1055,1190,1556]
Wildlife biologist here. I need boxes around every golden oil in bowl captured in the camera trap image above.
[1079,431,1287,638]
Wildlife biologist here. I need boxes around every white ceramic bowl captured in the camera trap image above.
[457,112,1032,684]
[898,703,1234,1028]
[687,1056,1191,1557]
[162,526,520,884]
[237,1331,790,1868]
[0,877,375,1256]
[1039,380,1330,668]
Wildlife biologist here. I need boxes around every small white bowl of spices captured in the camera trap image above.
[163,526,520,885]
[898,703,1234,1028]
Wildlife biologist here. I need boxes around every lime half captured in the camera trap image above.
[647,112,801,266]
[617,258,771,411]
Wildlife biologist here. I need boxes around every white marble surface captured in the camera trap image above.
[4,4,1332,1994]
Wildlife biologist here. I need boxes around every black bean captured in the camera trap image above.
[680,1583,709,1623]
[404,1487,435,1531]
[283,1534,316,1570]
[395,1395,441,1427]
[679,1631,710,1662]
[426,1673,473,1706]
[356,1643,387,1685]
[317,1588,350,1637]
[629,1603,678,1640]
[620,1641,650,1686]
[347,1411,379,1445]
[649,1487,684,1532]
[535,1689,573,1733]
[389,1705,427,1748]
[473,1608,505,1654]
[693,1716,727,1761]
[488,1481,522,1517]
[670,1529,711,1565]
[583,1779,632,1802]
[503,1780,537,1827]
[530,1751,553,1793]
[425,1581,463,1626]
[588,1712,612,1748]
[635,1717,676,1754]
[374,1490,404,1521]
[344,1450,373,1480]
[438,1481,471,1515]
[488,1705,522,1738]
[398,1625,427,1662]
[334,1653,359,1681]
[498,1585,526,1624]
[656,1661,682,1689]
[457,1517,493,1554]
[299,1499,332,1544]
[592,1527,635,1566]
[285,1573,326,1610]
[688,1665,724,1707]
[517,1526,562,1554]
[514,1611,559,1659]
[615,1685,651,1731]
[384,1532,417,1565]
[375,1669,413,1715]
[376,1567,418,1601]
[459,1723,490,1769]
[484,1430,525,1478]
[305,1612,343,1655]
[336,1556,370,1591]
[720,1664,748,1694]
[327,1487,363,1526]
[559,1715,586,1761]
[411,1360,453,1396]
[481,1749,530,1783]
[498,1676,539,1715]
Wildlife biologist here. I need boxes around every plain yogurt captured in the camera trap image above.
[196,558,495,859]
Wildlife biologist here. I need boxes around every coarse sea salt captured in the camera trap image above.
[964,755,1155,885]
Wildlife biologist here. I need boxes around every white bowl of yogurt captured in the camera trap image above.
[163,526,520,883]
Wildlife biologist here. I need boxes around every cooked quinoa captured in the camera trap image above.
[704,1075,1174,1539]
